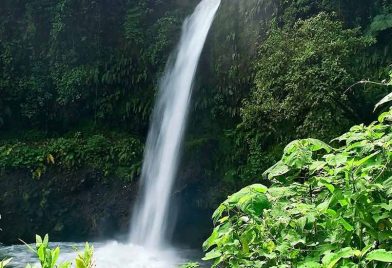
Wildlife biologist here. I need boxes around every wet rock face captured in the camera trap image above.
[0,167,216,247]
[0,170,139,244]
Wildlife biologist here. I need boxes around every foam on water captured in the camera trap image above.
[0,1,220,267]
[0,242,202,268]
[95,242,181,268]
[94,2,221,265]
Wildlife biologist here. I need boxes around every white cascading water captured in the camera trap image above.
[94,1,221,267]
[130,0,221,249]
[0,2,221,268]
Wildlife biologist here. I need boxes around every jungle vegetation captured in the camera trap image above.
[203,88,392,267]
[0,0,391,186]
[1,0,392,266]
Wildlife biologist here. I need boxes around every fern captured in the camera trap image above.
[368,14,392,35]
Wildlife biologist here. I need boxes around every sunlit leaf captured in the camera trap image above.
[366,249,392,263]
[202,249,222,261]
[375,92,392,111]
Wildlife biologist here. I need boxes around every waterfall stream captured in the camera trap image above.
[94,2,221,266]
[94,1,221,267]
[0,0,221,268]
[129,0,221,249]
[0,1,221,267]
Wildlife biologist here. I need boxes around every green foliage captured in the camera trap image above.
[179,262,200,268]
[202,184,271,265]
[1,0,391,195]
[199,0,274,121]
[75,243,94,268]
[0,134,143,181]
[124,5,144,44]
[235,13,374,182]
[375,71,392,111]
[56,66,95,106]
[1,0,392,250]
[369,14,392,36]
[244,12,372,140]
[25,235,71,268]
[273,0,391,28]
[0,0,186,133]
[362,3,392,74]
[24,235,94,268]
[0,258,11,268]
[204,109,392,267]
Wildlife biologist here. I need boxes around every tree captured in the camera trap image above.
[237,13,373,181]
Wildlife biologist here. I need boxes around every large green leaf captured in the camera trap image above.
[202,228,219,251]
[227,184,268,204]
[237,191,270,216]
[202,249,222,261]
[298,261,321,268]
[204,108,392,268]
[212,204,226,223]
[366,249,392,263]
[0,258,12,268]
[284,139,332,154]
[375,92,392,111]
[322,248,356,268]
[51,247,60,268]
[369,14,392,35]
[264,162,290,179]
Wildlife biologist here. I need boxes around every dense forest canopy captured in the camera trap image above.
[0,0,392,263]
[1,0,389,135]
[0,0,193,134]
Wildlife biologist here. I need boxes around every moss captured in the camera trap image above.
[0,133,143,182]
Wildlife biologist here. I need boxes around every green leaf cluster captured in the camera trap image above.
[204,108,392,267]
[179,262,200,268]
[230,12,375,184]
[0,134,143,181]
[74,243,94,268]
[24,235,94,268]
[25,235,71,268]
[243,13,373,141]
[0,258,11,268]
[374,71,392,111]
[0,0,185,133]
[369,14,392,36]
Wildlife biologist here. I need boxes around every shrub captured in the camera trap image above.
[0,258,11,268]
[0,133,143,181]
[236,13,374,182]
[24,235,94,268]
[204,108,392,267]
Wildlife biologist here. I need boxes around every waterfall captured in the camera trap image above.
[129,0,221,249]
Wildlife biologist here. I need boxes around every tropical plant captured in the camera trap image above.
[0,258,11,268]
[180,262,200,268]
[25,235,71,268]
[0,133,143,181]
[374,71,392,110]
[24,235,94,268]
[75,243,94,268]
[204,107,392,267]
[234,12,374,183]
